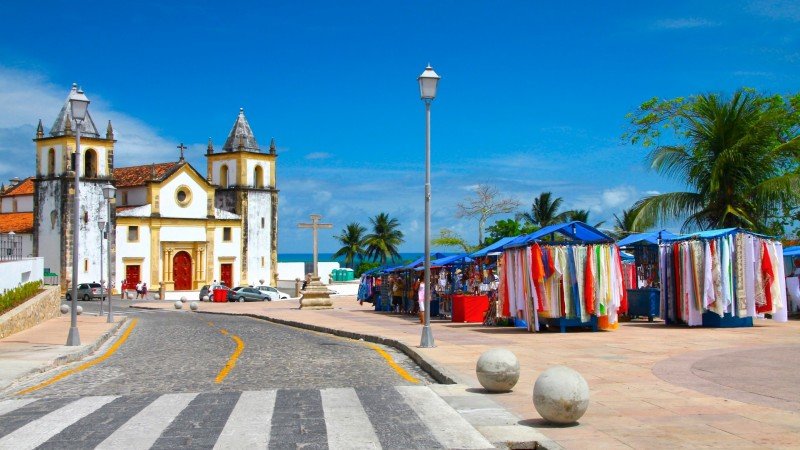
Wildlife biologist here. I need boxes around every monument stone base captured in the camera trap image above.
[299,276,333,310]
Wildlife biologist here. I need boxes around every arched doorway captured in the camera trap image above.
[47,148,56,176]
[220,164,229,188]
[173,251,193,290]
[84,149,97,178]
[254,165,263,188]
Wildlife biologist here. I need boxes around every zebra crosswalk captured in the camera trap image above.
[0,386,496,449]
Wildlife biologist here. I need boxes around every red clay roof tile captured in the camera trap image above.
[0,212,34,233]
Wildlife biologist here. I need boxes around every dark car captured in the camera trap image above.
[227,286,269,302]
[66,283,105,301]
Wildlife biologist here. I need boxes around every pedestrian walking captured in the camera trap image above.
[141,283,148,300]
[391,275,402,313]
[416,276,425,324]
[135,281,143,299]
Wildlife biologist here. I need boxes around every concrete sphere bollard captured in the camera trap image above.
[476,348,520,392]
[60,304,70,314]
[76,305,83,315]
[126,291,134,300]
[190,301,199,311]
[180,296,187,303]
[533,365,589,424]
[202,295,209,302]
[174,300,183,309]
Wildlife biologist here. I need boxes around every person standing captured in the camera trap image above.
[141,283,148,300]
[417,276,426,324]
[391,275,402,313]
[135,281,143,299]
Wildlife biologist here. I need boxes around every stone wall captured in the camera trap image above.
[0,285,61,339]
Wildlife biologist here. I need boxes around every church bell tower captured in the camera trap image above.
[207,108,278,286]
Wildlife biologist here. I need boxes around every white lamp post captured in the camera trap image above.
[67,86,90,346]
[98,218,106,316]
[418,64,440,348]
[102,182,116,323]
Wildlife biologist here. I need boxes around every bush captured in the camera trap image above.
[0,280,44,315]
[355,261,381,277]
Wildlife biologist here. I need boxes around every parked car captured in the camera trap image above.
[256,285,290,301]
[65,283,106,301]
[227,286,270,302]
[200,284,230,301]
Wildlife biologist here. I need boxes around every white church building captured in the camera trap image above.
[0,84,279,293]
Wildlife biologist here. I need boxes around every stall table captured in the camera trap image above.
[451,294,489,323]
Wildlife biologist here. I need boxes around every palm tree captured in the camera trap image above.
[332,222,366,269]
[517,192,569,227]
[611,207,653,239]
[564,209,605,228]
[630,89,800,232]
[363,213,404,265]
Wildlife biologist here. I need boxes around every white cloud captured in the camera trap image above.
[645,190,661,196]
[305,152,332,160]
[652,18,720,30]
[601,186,636,209]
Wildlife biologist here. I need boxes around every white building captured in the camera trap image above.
[0,84,279,293]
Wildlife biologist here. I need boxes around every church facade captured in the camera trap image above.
[0,84,279,293]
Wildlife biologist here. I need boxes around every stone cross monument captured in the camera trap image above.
[297,214,334,309]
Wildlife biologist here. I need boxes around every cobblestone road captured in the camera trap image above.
[18,308,434,398]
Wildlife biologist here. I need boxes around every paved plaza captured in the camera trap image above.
[129,297,800,449]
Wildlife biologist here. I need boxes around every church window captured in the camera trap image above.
[175,185,192,207]
[261,257,265,268]
[83,210,89,223]
[223,227,232,242]
[128,226,139,242]
[220,164,229,188]
[254,166,264,188]
[47,148,56,176]
[12,199,17,213]
[84,149,98,178]
[261,217,265,228]
[84,259,89,272]
[121,192,128,205]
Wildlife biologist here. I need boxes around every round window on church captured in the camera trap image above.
[175,185,192,207]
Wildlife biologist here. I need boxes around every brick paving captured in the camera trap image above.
[132,297,800,449]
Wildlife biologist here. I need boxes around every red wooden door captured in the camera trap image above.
[173,251,193,290]
[220,263,233,288]
[125,265,140,290]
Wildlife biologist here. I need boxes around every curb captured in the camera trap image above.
[0,316,128,394]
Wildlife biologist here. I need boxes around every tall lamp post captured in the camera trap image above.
[67,87,90,346]
[98,218,106,316]
[418,64,440,348]
[102,183,116,323]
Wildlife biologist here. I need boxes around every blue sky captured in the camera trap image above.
[1,1,798,253]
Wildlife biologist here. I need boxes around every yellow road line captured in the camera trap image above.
[207,321,214,327]
[366,343,419,384]
[17,318,139,396]
[214,332,244,384]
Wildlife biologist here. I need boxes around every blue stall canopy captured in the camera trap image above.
[428,253,473,268]
[505,221,615,248]
[392,253,449,271]
[621,251,634,261]
[617,230,680,247]
[470,237,517,258]
[783,246,800,257]
[660,227,775,243]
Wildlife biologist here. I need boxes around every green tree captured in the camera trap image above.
[363,213,405,265]
[332,222,367,269]
[456,184,520,246]
[626,89,800,233]
[517,192,570,227]
[432,228,474,253]
[563,209,605,228]
[483,218,537,246]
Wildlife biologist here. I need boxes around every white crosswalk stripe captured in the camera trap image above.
[95,392,197,450]
[213,390,276,449]
[0,398,36,417]
[0,387,499,449]
[321,387,381,450]
[396,385,495,449]
[0,395,117,450]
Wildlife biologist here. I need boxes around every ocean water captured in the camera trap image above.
[278,253,424,265]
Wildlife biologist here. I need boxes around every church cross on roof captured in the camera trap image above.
[222,108,260,152]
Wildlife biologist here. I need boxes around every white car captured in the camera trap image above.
[256,285,290,301]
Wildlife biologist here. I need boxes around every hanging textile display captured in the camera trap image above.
[658,228,788,327]
[497,221,626,332]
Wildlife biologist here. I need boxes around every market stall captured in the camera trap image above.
[783,246,800,313]
[427,253,474,319]
[658,228,788,327]
[617,230,679,321]
[500,221,627,332]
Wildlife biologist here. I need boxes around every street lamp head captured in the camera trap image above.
[102,182,116,200]
[69,85,91,123]
[417,64,440,101]
[98,219,106,230]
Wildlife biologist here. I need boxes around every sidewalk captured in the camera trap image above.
[0,314,126,394]
[136,298,800,449]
